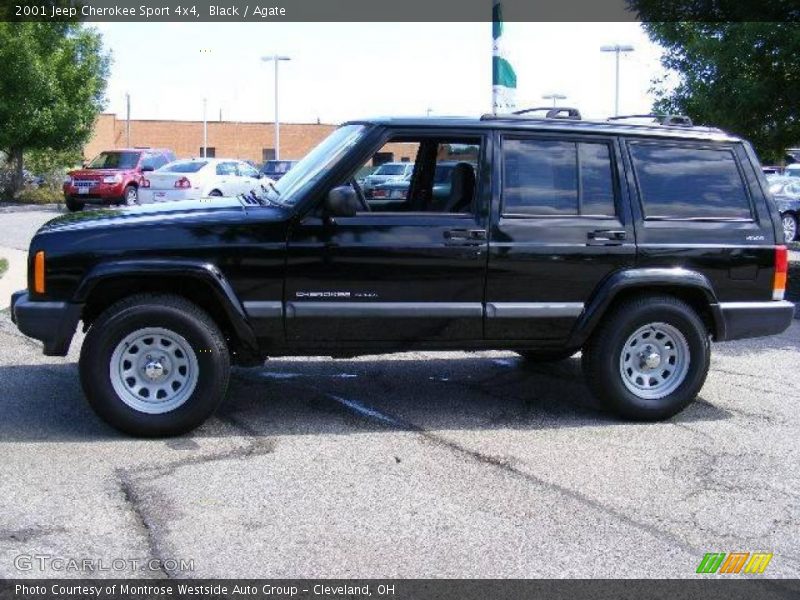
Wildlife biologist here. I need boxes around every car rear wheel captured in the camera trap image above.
[79,294,230,437]
[124,185,138,206]
[582,295,710,421]
[782,212,797,242]
[65,197,84,212]
[208,189,223,197]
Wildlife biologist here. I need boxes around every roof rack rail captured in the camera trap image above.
[608,114,694,127]
[480,106,582,121]
[513,106,582,120]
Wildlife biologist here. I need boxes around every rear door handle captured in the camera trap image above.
[444,229,487,243]
[587,229,626,245]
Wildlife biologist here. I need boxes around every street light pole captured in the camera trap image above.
[600,44,634,116]
[261,54,291,160]
[202,97,208,158]
[542,93,567,107]
[125,92,131,147]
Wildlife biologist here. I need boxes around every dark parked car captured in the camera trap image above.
[259,160,298,181]
[11,113,794,436]
[774,194,800,242]
[63,148,176,212]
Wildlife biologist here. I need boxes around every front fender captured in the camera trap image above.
[74,259,259,356]
[567,268,724,347]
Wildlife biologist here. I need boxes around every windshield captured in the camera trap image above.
[374,164,405,176]
[162,161,207,173]
[87,151,140,169]
[270,125,368,204]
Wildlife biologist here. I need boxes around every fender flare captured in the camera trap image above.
[74,259,259,356]
[566,267,725,347]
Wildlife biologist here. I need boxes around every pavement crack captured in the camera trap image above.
[116,472,171,579]
[319,389,701,556]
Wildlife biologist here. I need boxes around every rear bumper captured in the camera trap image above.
[10,291,83,356]
[718,300,795,341]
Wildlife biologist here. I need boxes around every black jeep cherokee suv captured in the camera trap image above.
[10,114,794,436]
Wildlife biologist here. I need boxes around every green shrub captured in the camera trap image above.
[14,187,63,205]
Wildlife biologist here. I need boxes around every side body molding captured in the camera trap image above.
[567,268,724,347]
[74,259,259,356]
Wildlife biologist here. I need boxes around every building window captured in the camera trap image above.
[262,148,276,162]
[200,147,216,158]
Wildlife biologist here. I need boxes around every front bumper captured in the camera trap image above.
[10,291,83,356]
[718,300,795,341]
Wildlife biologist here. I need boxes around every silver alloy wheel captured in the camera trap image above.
[126,186,138,205]
[109,327,199,414]
[783,214,797,242]
[619,322,690,400]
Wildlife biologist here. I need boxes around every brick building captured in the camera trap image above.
[84,113,420,166]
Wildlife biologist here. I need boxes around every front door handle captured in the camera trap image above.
[587,229,626,245]
[444,229,487,243]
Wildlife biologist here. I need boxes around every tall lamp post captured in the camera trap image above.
[600,44,634,116]
[261,54,291,160]
[202,97,207,158]
[542,93,566,107]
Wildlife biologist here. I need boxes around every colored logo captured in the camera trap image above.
[697,552,773,574]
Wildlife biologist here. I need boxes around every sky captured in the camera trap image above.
[92,21,667,125]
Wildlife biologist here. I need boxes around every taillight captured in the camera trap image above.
[34,251,45,294]
[141,178,150,188]
[174,177,191,189]
[774,245,788,301]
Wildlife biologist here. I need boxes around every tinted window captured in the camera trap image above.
[629,144,752,220]
[579,143,616,216]
[237,162,259,178]
[502,139,616,216]
[141,153,169,170]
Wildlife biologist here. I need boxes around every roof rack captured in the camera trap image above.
[608,114,694,127]
[481,106,582,121]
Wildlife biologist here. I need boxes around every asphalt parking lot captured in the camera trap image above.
[0,206,799,579]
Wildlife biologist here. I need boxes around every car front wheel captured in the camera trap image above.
[582,295,710,421]
[65,197,84,212]
[782,212,797,242]
[79,294,230,436]
[123,185,138,205]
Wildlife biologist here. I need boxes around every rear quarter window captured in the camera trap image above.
[629,143,752,220]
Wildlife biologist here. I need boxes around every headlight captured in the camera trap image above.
[103,174,122,184]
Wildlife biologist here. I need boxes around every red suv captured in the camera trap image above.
[63,148,176,211]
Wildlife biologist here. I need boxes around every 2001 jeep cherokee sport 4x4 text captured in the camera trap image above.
[10,113,795,436]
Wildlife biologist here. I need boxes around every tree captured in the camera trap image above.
[0,22,110,195]
[635,19,800,163]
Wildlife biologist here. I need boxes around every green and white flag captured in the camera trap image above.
[492,0,517,113]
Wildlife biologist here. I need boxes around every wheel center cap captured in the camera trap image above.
[641,351,662,369]
[144,360,165,381]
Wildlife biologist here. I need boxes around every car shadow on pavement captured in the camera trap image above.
[0,355,734,443]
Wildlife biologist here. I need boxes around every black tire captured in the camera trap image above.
[123,184,138,205]
[208,189,223,197]
[518,349,577,362]
[65,197,84,212]
[79,294,230,437]
[582,295,710,421]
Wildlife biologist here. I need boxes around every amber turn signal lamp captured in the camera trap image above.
[33,250,45,294]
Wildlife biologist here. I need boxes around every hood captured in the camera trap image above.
[38,197,286,235]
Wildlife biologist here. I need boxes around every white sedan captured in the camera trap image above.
[139,158,273,203]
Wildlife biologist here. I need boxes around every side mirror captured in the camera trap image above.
[325,186,360,217]
[141,165,155,172]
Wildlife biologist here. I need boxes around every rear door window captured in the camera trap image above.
[628,143,752,220]
[501,138,617,217]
